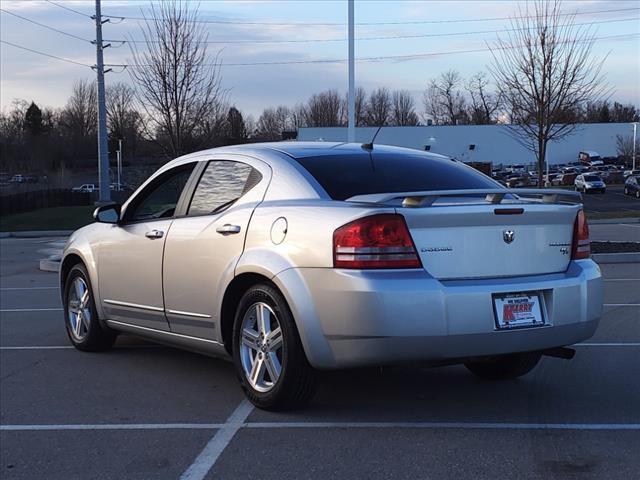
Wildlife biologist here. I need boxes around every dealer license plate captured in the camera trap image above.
[493,292,544,329]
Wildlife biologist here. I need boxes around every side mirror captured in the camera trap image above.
[94,204,121,224]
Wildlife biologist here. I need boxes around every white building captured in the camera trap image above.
[297,123,635,166]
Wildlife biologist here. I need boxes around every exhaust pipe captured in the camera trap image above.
[542,347,576,360]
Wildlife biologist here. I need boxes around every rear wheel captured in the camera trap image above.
[464,352,541,380]
[232,283,316,410]
[624,187,629,195]
[63,264,117,351]
[636,190,640,199]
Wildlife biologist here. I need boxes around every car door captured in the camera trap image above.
[162,157,271,340]
[97,162,197,331]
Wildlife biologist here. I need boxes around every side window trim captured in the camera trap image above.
[174,161,206,217]
[120,162,201,224]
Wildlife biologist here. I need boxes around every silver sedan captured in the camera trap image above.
[61,143,603,409]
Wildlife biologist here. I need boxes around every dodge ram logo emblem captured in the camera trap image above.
[503,230,515,244]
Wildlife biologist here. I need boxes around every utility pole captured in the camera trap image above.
[93,0,111,203]
[347,0,355,143]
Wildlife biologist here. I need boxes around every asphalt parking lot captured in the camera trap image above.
[1,237,639,480]
[578,185,640,214]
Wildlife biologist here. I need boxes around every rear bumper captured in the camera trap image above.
[273,260,603,369]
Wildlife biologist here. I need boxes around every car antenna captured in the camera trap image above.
[361,125,383,151]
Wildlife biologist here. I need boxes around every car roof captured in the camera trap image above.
[163,141,450,168]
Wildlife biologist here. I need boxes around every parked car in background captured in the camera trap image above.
[624,176,640,198]
[71,184,97,193]
[624,169,640,178]
[10,174,26,183]
[110,182,131,192]
[60,142,602,409]
[575,174,606,194]
[552,173,577,186]
[25,174,39,183]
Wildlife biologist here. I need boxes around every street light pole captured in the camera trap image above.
[633,122,637,171]
[347,0,355,143]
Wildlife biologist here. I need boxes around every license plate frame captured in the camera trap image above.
[492,292,545,330]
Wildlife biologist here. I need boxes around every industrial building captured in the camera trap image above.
[298,123,635,167]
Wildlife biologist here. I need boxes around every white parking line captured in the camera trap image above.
[0,308,63,312]
[0,423,223,431]
[180,399,255,480]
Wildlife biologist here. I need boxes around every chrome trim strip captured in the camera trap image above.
[167,309,211,319]
[106,320,223,346]
[103,299,164,312]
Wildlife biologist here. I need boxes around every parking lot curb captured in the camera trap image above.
[0,230,73,238]
[593,252,640,264]
[589,217,640,224]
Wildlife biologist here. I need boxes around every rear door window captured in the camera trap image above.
[188,160,262,216]
[294,152,498,200]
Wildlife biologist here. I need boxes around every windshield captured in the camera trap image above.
[584,175,600,181]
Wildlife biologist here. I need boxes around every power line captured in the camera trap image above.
[106,16,640,45]
[100,6,640,26]
[117,32,639,68]
[44,0,92,19]
[0,39,92,67]
[0,8,92,43]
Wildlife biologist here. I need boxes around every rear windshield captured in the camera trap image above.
[294,152,498,200]
[584,175,600,181]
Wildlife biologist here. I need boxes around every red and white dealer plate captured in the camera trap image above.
[493,292,545,329]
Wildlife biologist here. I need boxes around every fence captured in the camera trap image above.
[0,189,94,216]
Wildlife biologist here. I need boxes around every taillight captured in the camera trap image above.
[333,214,422,269]
[572,210,590,260]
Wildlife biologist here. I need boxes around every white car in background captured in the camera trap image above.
[574,174,606,194]
[71,184,97,193]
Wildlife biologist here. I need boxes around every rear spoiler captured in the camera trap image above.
[346,188,582,208]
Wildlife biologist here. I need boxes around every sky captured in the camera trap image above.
[1,0,639,119]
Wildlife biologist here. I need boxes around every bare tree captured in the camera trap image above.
[60,79,97,140]
[366,87,392,126]
[128,0,226,157]
[391,90,419,126]
[255,106,291,141]
[616,134,639,166]
[489,0,609,187]
[465,72,502,125]
[106,82,141,147]
[304,90,343,127]
[423,70,467,125]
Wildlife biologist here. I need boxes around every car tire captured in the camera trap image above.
[232,283,316,410]
[464,351,541,380]
[63,264,117,351]
[624,187,629,195]
[636,190,640,199]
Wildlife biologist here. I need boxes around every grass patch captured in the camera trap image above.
[0,205,95,232]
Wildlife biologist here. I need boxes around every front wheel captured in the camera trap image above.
[635,190,640,199]
[465,352,541,380]
[63,264,117,351]
[232,283,316,410]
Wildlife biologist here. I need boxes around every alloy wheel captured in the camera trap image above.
[67,277,91,341]
[239,302,284,393]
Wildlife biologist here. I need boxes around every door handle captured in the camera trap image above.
[145,229,164,239]
[216,224,241,235]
